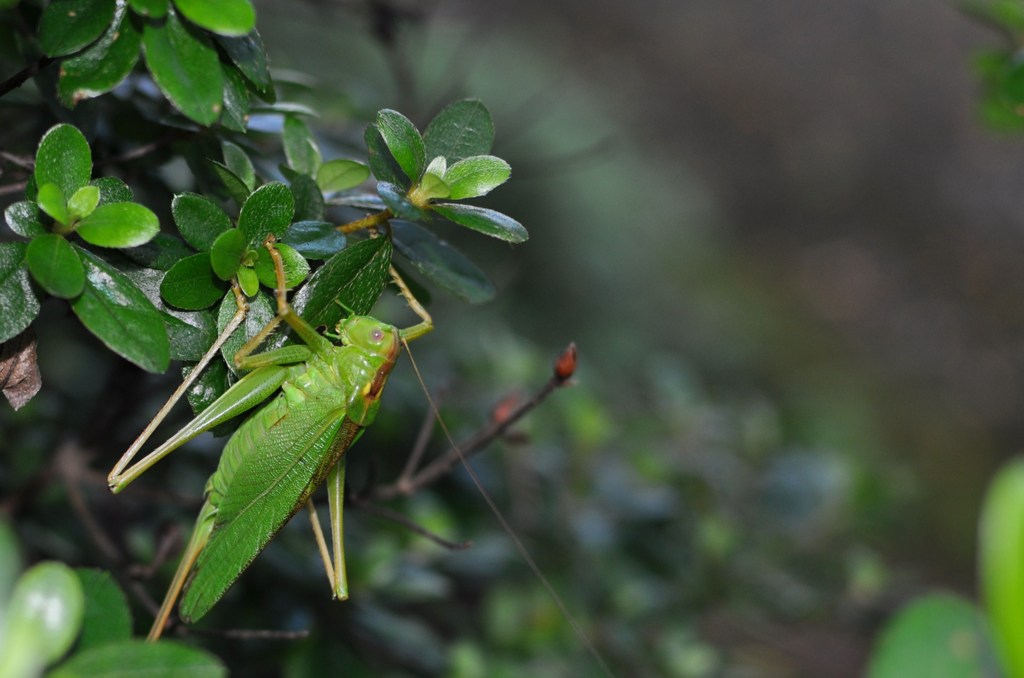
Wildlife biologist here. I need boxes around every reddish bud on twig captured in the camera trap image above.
[491,392,520,425]
[553,342,577,382]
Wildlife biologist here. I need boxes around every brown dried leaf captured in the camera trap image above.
[0,330,42,410]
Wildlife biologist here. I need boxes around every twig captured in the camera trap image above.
[0,56,55,99]
[372,343,577,501]
[349,496,472,550]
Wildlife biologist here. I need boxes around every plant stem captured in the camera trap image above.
[337,209,392,234]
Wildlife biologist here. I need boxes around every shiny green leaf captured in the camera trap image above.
[39,0,116,57]
[90,177,133,205]
[75,569,132,652]
[5,202,46,238]
[375,109,425,182]
[316,159,369,194]
[48,639,226,677]
[293,236,391,327]
[377,181,430,222]
[282,220,346,259]
[126,266,217,360]
[365,124,408,188]
[415,171,449,201]
[67,185,100,222]
[142,7,223,125]
[222,141,256,192]
[980,459,1024,676]
[128,0,168,18]
[6,562,84,665]
[238,182,294,244]
[432,203,528,243]
[58,2,141,106]
[185,357,229,416]
[37,183,69,225]
[161,252,227,310]
[253,242,309,289]
[0,242,41,343]
[210,161,250,206]
[76,202,160,248]
[290,173,324,222]
[444,155,511,200]
[215,30,272,96]
[219,64,250,132]
[283,115,321,175]
[423,99,494,163]
[123,233,192,271]
[72,248,170,373]
[867,594,990,678]
[35,124,92,200]
[217,289,273,375]
[209,229,247,280]
[236,264,258,296]
[174,0,254,36]
[172,193,232,252]
[26,234,85,298]
[392,220,495,303]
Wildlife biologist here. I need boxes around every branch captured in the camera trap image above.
[372,343,577,501]
[0,56,55,99]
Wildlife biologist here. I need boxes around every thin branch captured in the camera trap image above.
[0,56,55,99]
[349,495,472,550]
[372,343,577,501]
[338,209,392,234]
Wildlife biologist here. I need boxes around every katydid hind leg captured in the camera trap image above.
[148,504,216,641]
[327,458,349,600]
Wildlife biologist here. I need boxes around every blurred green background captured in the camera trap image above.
[5,1,1024,675]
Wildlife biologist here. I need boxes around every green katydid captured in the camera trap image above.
[106,235,432,641]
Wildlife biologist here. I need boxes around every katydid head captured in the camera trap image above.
[338,316,400,362]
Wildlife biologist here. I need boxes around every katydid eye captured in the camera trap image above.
[371,328,384,342]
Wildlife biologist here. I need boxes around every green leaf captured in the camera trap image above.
[867,594,991,678]
[26,234,85,298]
[210,161,251,206]
[221,141,256,192]
[236,265,258,296]
[219,64,250,132]
[282,220,346,259]
[90,177,133,205]
[39,0,117,57]
[161,252,227,310]
[365,124,408,188]
[142,7,223,125]
[432,203,528,243]
[980,459,1024,676]
[252,242,309,289]
[2,562,83,673]
[0,520,20,604]
[215,30,273,97]
[293,237,392,328]
[209,229,247,280]
[283,115,321,175]
[424,99,494,163]
[172,193,232,252]
[128,0,168,18]
[290,173,325,222]
[35,124,92,201]
[76,202,160,248]
[414,171,450,201]
[75,569,132,652]
[0,243,41,343]
[375,109,425,182]
[5,202,47,238]
[174,0,254,36]
[443,155,511,200]
[71,248,170,373]
[391,220,495,303]
[217,289,273,374]
[185,357,229,416]
[122,233,192,271]
[48,639,226,678]
[37,183,70,226]
[377,182,430,222]
[58,2,141,107]
[124,266,218,360]
[238,182,295,244]
[316,159,369,194]
[67,185,100,222]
